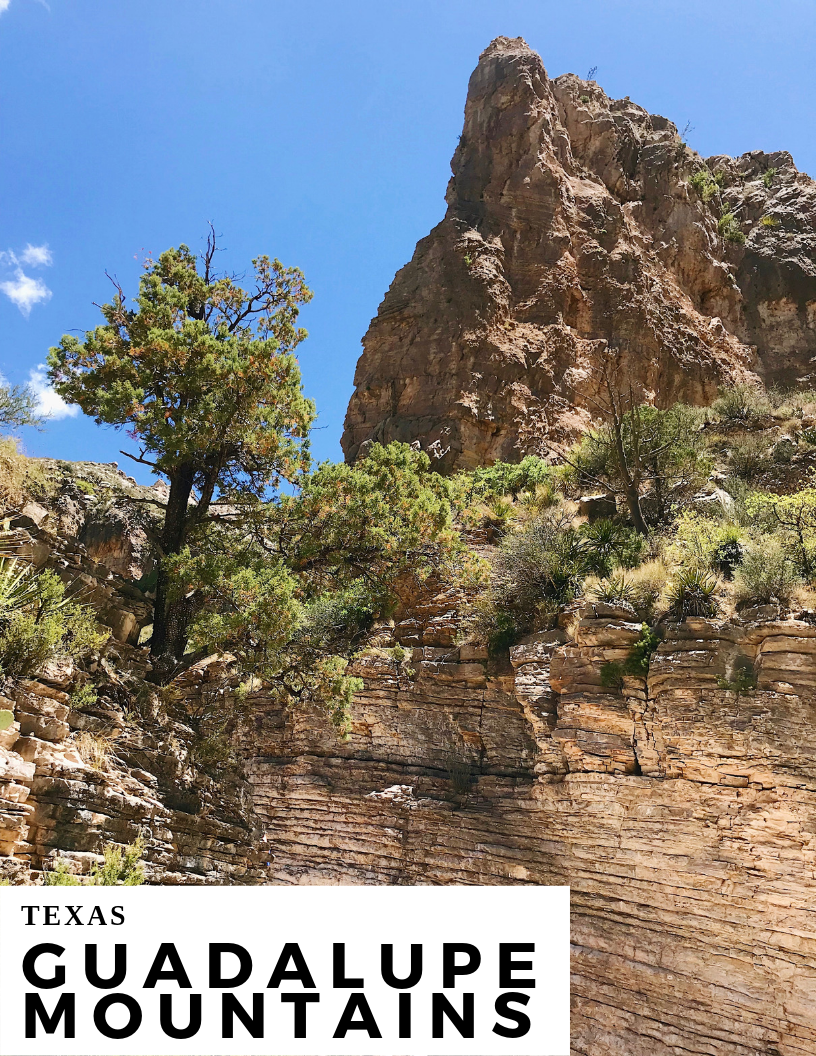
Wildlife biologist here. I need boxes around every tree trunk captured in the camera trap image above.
[150,463,196,682]
[625,482,649,536]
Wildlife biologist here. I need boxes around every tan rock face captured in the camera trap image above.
[342,36,816,470]
[246,589,816,1055]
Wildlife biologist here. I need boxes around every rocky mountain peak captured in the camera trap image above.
[342,38,816,470]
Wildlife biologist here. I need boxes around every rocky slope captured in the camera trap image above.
[342,36,816,470]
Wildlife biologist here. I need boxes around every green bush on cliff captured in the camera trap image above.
[0,558,107,678]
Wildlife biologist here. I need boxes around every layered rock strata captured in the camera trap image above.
[247,594,816,1055]
[342,36,816,470]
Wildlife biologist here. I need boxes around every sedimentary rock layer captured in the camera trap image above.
[247,597,816,1055]
[342,36,816,470]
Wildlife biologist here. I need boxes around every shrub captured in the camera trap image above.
[666,566,720,620]
[581,520,646,576]
[689,168,724,203]
[744,488,816,578]
[717,212,746,244]
[760,214,780,228]
[579,94,590,104]
[43,859,82,886]
[717,654,757,695]
[43,840,146,886]
[0,438,30,512]
[627,558,671,619]
[728,434,772,479]
[733,537,800,608]
[467,511,587,650]
[762,167,776,189]
[0,559,107,678]
[73,731,112,771]
[600,624,662,688]
[671,511,744,574]
[712,383,771,424]
[590,573,635,606]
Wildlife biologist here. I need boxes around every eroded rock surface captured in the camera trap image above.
[246,592,816,1055]
[342,36,816,470]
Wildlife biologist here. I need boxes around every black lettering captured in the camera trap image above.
[281,993,320,1037]
[333,993,382,1038]
[381,944,422,989]
[209,943,252,988]
[65,906,83,926]
[111,907,125,926]
[493,992,531,1038]
[398,992,411,1038]
[93,994,142,1039]
[442,943,481,988]
[498,943,535,988]
[222,993,264,1038]
[21,906,39,925]
[267,943,315,988]
[88,907,106,926]
[25,994,75,1038]
[44,906,59,925]
[160,994,202,1039]
[333,943,364,987]
[144,943,191,988]
[432,992,474,1038]
[85,944,127,989]
[23,944,65,989]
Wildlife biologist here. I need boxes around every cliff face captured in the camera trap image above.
[247,588,816,1056]
[342,36,816,470]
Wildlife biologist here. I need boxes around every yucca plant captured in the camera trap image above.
[591,573,636,606]
[666,567,719,620]
[0,557,41,614]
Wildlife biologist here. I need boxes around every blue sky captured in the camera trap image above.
[2,0,814,483]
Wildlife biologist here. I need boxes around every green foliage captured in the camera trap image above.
[171,444,454,732]
[0,709,13,731]
[43,840,146,886]
[43,859,82,886]
[666,566,720,620]
[48,235,316,671]
[579,94,590,104]
[717,212,746,244]
[689,168,724,203]
[0,559,107,679]
[717,654,757,696]
[451,457,558,528]
[760,214,780,228]
[580,520,646,576]
[568,403,710,526]
[467,510,586,651]
[745,489,816,577]
[590,572,635,606]
[712,383,771,424]
[0,382,42,430]
[600,623,661,690]
[733,536,801,607]
[762,167,777,189]
[671,511,745,574]
[89,838,145,885]
[69,683,98,710]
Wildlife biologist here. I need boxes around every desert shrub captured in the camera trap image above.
[600,623,662,688]
[467,510,588,651]
[670,511,744,574]
[626,558,671,619]
[0,559,107,678]
[665,566,720,620]
[733,537,800,608]
[590,572,635,606]
[718,212,746,244]
[0,438,30,512]
[728,434,772,479]
[580,520,646,576]
[73,731,113,771]
[689,168,723,203]
[43,840,146,886]
[760,214,780,228]
[762,167,776,188]
[745,488,816,578]
[567,402,710,527]
[712,384,771,424]
[717,654,757,695]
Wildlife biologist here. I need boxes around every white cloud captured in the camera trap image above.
[19,243,52,267]
[0,269,52,316]
[27,365,77,420]
[0,1,11,13]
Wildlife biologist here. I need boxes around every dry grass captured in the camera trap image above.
[73,731,113,771]
[0,437,29,513]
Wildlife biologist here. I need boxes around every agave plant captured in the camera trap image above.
[666,566,719,620]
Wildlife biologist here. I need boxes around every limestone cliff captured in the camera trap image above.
[342,36,816,470]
